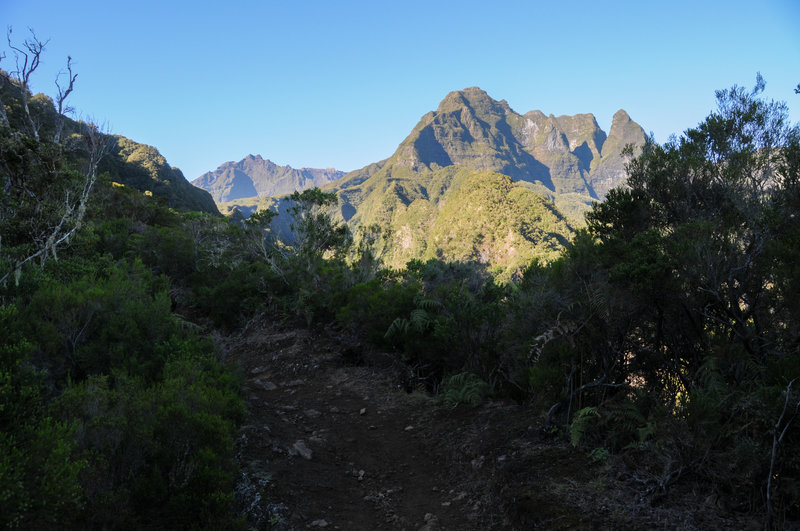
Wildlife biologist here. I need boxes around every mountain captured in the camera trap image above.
[367,87,643,213]
[193,154,344,202]
[310,87,645,277]
[101,136,220,214]
[0,68,219,215]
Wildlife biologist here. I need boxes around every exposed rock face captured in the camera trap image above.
[590,110,647,198]
[310,87,647,276]
[393,87,645,199]
[388,87,645,201]
[193,154,344,202]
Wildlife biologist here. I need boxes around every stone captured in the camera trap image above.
[292,440,313,460]
[253,380,277,391]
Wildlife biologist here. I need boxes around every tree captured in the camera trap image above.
[585,74,800,388]
[0,30,109,287]
[5,27,49,141]
[576,74,800,521]
[287,187,350,263]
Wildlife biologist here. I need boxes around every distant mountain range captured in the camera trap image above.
[193,155,344,202]
[193,86,646,277]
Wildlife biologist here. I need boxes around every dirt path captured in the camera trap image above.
[222,317,756,530]
[226,320,500,530]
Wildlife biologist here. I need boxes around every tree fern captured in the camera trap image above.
[569,406,600,447]
[439,372,491,408]
[384,295,441,340]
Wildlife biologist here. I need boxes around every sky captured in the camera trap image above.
[3,0,799,180]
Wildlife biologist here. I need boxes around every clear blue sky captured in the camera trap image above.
[3,0,799,180]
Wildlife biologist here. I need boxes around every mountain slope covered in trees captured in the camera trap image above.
[194,88,645,278]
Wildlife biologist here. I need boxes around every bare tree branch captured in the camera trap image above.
[766,379,800,529]
[53,55,77,143]
[6,26,49,141]
[0,121,110,286]
[0,52,8,126]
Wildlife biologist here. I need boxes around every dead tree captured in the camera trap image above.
[0,51,8,126]
[0,121,110,286]
[0,29,108,286]
[53,55,76,143]
[6,27,49,141]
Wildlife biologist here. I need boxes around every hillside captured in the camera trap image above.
[0,69,218,215]
[295,87,644,276]
[193,154,344,202]
[333,166,572,278]
[101,135,220,214]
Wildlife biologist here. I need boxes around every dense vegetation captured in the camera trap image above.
[2,34,799,528]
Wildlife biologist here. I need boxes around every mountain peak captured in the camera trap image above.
[436,86,510,115]
[612,109,632,124]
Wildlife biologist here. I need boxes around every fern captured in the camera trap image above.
[569,406,600,447]
[408,308,431,332]
[440,372,491,408]
[384,296,440,339]
[384,317,410,339]
[606,400,649,449]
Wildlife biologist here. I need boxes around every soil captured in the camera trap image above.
[220,315,761,530]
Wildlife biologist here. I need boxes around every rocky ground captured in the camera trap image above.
[219,315,761,530]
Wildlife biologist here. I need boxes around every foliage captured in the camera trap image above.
[53,354,244,529]
[383,259,510,388]
[0,43,245,527]
[0,306,85,529]
[522,75,800,523]
[439,372,491,408]
[337,271,419,346]
[569,406,600,447]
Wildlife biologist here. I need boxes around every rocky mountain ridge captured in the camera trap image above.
[193,154,344,202]
[378,86,644,202]
[321,87,646,226]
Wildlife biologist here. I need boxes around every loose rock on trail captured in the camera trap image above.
[221,317,757,530]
